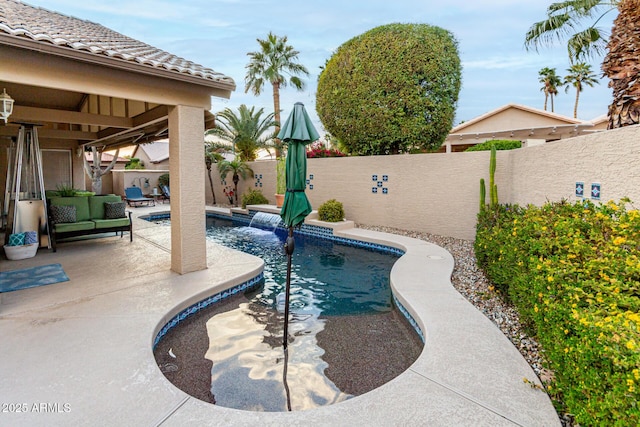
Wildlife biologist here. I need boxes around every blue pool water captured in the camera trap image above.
[152,214,423,412]
[204,216,398,316]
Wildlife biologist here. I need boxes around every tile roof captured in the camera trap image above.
[0,0,235,88]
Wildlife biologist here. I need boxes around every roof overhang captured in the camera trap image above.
[446,123,599,144]
[0,33,235,94]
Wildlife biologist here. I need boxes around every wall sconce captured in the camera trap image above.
[0,88,15,124]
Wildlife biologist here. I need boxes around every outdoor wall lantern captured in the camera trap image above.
[0,88,15,124]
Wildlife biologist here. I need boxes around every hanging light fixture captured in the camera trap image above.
[0,88,15,124]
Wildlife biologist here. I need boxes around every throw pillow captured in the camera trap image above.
[23,231,38,244]
[51,205,76,224]
[8,232,25,246]
[104,201,126,219]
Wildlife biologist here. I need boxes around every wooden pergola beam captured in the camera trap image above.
[0,126,97,140]
[11,105,133,128]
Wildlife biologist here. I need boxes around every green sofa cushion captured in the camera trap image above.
[89,195,123,219]
[49,196,91,222]
[54,221,95,233]
[93,218,130,229]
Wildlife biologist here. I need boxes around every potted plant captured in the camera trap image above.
[275,156,286,208]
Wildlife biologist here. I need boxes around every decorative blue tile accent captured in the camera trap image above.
[393,295,424,343]
[372,187,378,194]
[153,272,265,348]
[309,174,314,180]
[591,183,601,200]
[575,182,584,198]
[372,174,389,195]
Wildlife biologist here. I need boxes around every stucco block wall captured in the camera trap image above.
[246,153,507,240]
[241,125,638,241]
[305,154,502,240]
[508,124,640,206]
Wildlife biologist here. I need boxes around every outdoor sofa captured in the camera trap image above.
[47,195,132,252]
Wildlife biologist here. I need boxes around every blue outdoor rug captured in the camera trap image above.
[0,263,69,292]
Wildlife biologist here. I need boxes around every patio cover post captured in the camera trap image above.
[168,105,207,274]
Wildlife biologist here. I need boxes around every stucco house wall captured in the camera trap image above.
[458,106,581,134]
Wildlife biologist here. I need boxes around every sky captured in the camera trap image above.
[25,0,617,134]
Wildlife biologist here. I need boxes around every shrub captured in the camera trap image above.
[465,139,522,152]
[307,147,346,158]
[318,199,344,222]
[158,174,170,187]
[51,185,95,197]
[306,141,346,158]
[316,23,461,155]
[475,199,640,425]
[125,157,145,169]
[241,189,269,208]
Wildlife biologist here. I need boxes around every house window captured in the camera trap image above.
[41,149,72,190]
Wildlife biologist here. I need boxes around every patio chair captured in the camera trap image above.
[125,186,155,207]
[160,185,170,202]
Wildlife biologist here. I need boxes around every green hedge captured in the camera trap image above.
[465,139,521,152]
[475,200,640,425]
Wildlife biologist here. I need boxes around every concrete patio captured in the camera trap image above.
[0,205,560,426]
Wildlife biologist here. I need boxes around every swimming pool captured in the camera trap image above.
[151,213,423,411]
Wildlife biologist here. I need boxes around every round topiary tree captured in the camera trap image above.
[316,23,461,155]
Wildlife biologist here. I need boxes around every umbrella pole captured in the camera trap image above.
[283,341,292,411]
[283,226,295,349]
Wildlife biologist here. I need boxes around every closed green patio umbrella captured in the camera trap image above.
[277,102,319,350]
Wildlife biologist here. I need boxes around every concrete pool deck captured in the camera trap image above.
[0,205,560,426]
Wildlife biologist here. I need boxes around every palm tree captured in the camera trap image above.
[245,32,309,157]
[525,1,639,128]
[539,67,552,111]
[207,105,277,161]
[524,0,620,62]
[217,158,254,206]
[602,0,640,128]
[538,67,563,111]
[204,142,225,205]
[564,62,600,118]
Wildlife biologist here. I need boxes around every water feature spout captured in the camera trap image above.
[249,212,282,231]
